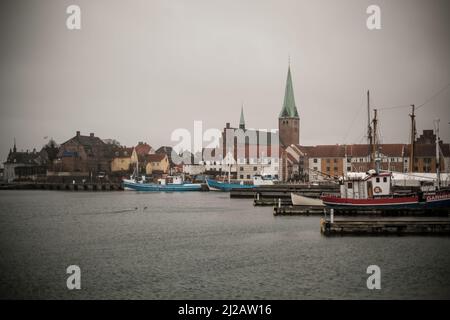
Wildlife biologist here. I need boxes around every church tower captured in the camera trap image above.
[239,105,245,130]
[278,65,299,147]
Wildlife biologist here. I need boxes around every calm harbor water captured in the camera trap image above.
[0,190,449,299]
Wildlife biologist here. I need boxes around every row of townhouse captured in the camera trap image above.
[282,130,450,182]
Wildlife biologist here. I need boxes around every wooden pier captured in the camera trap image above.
[320,218,450,235]
[273,204,450,216]
[274,205,326,216]
[230,184,339,199]
[0,182,124,191]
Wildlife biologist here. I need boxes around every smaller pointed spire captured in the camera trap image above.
[239,104,245,130]
[13,137,16,153]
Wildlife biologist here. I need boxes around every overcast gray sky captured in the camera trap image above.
[1,0,449,163]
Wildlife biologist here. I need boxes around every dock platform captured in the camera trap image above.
[273,205,450,216]
[320,218,450,235]
[274,205,326,216]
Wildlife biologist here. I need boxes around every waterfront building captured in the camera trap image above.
[111,147,134,173]
[145,153,170,175]
[3,142,46,182]
[282,130,450,182]
[278,65,301,181]
[52,131,112,176]
[156,146,175,168]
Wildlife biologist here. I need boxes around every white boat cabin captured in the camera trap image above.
[157,176,184,185]
[340,170,392,199]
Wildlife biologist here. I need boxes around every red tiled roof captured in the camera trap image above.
[297,145,346,158]
[145,153,166,162]
[135,142,152,155]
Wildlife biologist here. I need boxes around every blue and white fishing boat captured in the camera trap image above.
[206,175,275,191]
[122,160,201,192]
[123,176,202,192]
[206,178,255,191]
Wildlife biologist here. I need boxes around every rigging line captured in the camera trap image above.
[343,95,365,144]
[416,82,450,110]
[377,104,410,111]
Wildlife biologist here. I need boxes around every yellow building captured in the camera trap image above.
[111,147,134,172]
[145,154,169,175]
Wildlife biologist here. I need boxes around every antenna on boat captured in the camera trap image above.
[367,90,372,165]
[434,118,441,189]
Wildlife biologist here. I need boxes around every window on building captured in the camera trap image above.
[326,159,330,163]
[333,167,338,171]
[240,175,244,179]
[347,158,351,163]
[348,182,353,189]
[376,177,380,183]
[391,158,395,162]
[247,175,250,179]
[383,177,387,183]
[240,167,243,171]
[313,158,318,163]
[313,167,318,171]
[253,166,257,171]
[347,167,351,172]
[326,167,330,172]
[334,159,337,163]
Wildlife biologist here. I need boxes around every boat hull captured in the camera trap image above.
[206,179,255,192]
[123,180,202,192]
[291,193,324,206]
[321,191,450,210]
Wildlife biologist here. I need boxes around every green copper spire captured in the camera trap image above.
[279,66,299,118]
[239,104,245,129]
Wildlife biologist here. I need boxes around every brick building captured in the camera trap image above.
[53,131,112,175]
[282,130,450,182]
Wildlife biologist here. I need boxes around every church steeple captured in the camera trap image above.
[239,104,245,130]
[278,64,300,147]
[13,137,17,153]
[279,65,299,118]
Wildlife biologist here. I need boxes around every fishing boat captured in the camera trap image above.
[320,167,450,209]
[253,174,277,186]
[123,175,202,192]
[206,178,255,191]
[122,159,201,192]
[206,174,277,191]
[291,193,324,206]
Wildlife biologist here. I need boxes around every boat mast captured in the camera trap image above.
[409,105,416,173]
[371,108,378,170]
[367,90,372,167]
[227,147,231,184]
[435,119,441,189]
[135,154,139,179]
